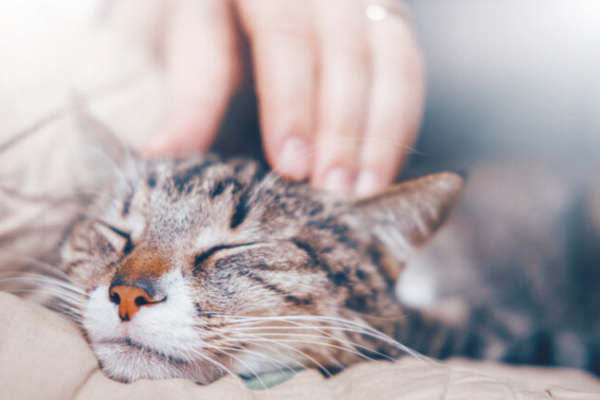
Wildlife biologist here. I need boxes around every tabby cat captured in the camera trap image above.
[25,105,600,383]
[54,106,465,383]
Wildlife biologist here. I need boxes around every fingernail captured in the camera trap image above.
[277,137,311,181]
[354,170,386,197]
[323,167,354,196]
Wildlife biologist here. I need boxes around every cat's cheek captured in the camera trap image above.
[83,285,122,343]
[64,258,115,293]
[126,271,200,356]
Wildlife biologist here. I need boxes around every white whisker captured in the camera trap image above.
[218,330,337,377]
[196,345,273,396]
[230,330,392,363]
[0,274,86,295]
[226,315,427,363]
[0,253,70,279]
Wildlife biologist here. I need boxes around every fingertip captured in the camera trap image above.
[142,133,171,157]
[320,167,355,196]
[354,170,388,197]
[274,136,312,182]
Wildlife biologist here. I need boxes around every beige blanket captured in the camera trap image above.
[1,292,599,400]
[0,6,599,400]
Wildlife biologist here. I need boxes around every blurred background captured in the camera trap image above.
[2,0,599,170]
[406,0,600,175]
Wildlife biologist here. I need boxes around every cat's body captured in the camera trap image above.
[404,163,600,371]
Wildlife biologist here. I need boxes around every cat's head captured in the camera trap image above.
[60,105,463,383]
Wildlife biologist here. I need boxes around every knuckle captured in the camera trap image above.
[327,39,372,74]
[268,22,313,41]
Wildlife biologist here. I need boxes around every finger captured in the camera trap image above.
[355,6,425,196]
[144,0,240,157]
[311,0,372,195]
[235,0,316,181]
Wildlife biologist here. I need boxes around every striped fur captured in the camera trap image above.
[54,109,600,383]
[58,110,467,382]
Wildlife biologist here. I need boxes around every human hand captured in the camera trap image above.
[111,0,425,196]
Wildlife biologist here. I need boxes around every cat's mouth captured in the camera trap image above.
[92,336,224,383]
[96,337,188,365]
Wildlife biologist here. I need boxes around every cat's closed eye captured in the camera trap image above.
[194,243,259,270]
[95,222,134,255]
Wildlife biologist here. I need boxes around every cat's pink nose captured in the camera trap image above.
[109,285,161,322]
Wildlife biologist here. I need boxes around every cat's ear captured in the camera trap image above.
[346,173,463,273]
[71,94,138,187]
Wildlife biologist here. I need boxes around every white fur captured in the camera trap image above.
[84,270,211,381]
[397,262,437,308]
[127,212,146,240]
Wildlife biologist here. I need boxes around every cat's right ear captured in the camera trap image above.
[344,173,464,279]
[71,94,138,187]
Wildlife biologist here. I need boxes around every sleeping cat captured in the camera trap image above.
[7,104,599,384]
[57,106,466,383]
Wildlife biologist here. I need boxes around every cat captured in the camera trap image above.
[56,105,466,383]
[5,103,599,384]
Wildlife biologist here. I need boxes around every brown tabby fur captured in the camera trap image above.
[54,106,465,383]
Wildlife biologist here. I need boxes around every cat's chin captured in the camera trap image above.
[92,341,221,384]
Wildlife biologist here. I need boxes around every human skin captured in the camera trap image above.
[109,0,425,196]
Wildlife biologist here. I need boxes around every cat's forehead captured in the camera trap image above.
[151,154,259,190]
[98,155,328,249]
[138,157,261,235]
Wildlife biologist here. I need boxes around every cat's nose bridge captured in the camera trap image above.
[109,250,170,322]
[109,284,162,322]
[112,250,170,286]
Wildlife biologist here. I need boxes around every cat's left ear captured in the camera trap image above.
[345,173,464,273]
[71,94,138,186]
